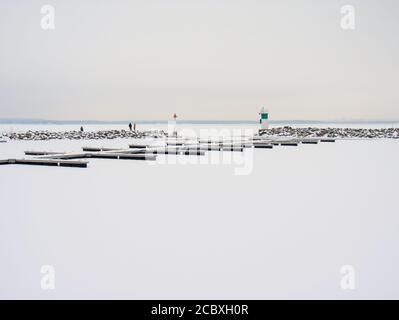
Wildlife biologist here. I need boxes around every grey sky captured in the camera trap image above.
[0,0,398,121]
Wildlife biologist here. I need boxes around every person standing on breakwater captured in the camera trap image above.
[129,123,132,131]
[133,123,136,131]
[80,126,84,132]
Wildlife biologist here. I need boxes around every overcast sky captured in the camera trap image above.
[0,0,398,121]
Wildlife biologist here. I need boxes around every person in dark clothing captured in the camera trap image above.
[80,126,84,132]
[129,123,132,131]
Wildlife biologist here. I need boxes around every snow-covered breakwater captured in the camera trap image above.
[2,126,399,141]
[2,129,167,141]
[259,126,399,139]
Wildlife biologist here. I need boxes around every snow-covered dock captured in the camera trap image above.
[14,136,325,168]
[3,132,385,168]
[0,158,88,168]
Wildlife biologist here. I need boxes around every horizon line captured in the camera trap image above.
[1,118,399,125]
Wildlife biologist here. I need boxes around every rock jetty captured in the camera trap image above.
[2,130,167,141]
[259,127,399,139]
[2,127,398,141]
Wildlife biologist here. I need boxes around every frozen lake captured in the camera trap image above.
[0,124,398,299]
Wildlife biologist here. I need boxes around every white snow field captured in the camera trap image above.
[0,124,398,299]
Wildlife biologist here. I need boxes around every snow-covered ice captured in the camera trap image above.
[0,124,398,299]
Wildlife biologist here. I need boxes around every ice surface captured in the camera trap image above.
[0,124,398,299]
